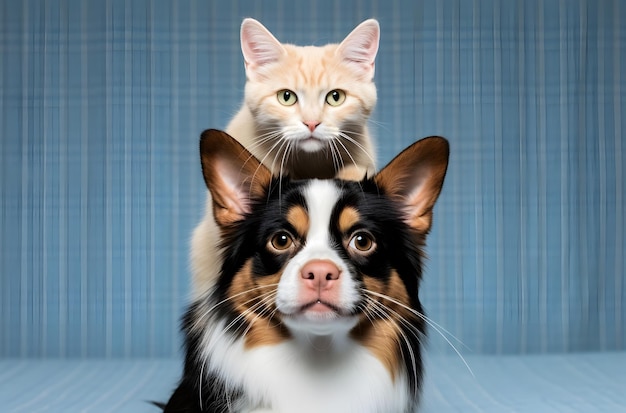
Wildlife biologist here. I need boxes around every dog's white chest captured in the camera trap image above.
[207,334,410,413]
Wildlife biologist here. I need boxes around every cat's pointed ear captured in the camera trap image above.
[374,137,449,234]
[200,129,273,228]
[336,19,380,80]
[240,18,286,78]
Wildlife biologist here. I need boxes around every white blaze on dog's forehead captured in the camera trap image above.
[275,178,360,321]
[302,180,341,244]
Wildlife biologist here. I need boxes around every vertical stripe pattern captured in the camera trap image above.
[0,0,624,357]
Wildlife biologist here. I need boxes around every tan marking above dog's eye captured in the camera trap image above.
[269,231,294,252]
[348,231,375,253]
[286,205,309,238]
[338,207,361,234]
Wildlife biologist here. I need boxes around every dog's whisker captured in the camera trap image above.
[195,290,277,339]
[192,284,280,330]
[362,289,464,345]
[224,291,278,335]
[362,298,422,397]
[363,289,474,377]
[201,290,279,360]
[363,297,422,339]
[238,291,279,340]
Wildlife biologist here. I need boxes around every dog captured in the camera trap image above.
[162,129,449,413]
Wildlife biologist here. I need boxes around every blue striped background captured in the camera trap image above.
[1,0,624,358]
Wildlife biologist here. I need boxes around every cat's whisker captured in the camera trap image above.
[266,137,290,174]
[360,119,390,133]
[237,127,281,152]
[253,134,289,188]
[332,135,363,174]
[338,131,377,167]
[328,139,346,174]
[337,128,371,138]
[329,137,367,193]
[278,139,293,177]
[245,134,288,202]
[241,129,287,197]
[244,130,283,151]
[272,139,294,202]
[251,132,284,158]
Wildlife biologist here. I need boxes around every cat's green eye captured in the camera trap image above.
[325,89,346,106]
[277,89,298,106]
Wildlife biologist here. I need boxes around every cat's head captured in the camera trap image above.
[239,18,379,165]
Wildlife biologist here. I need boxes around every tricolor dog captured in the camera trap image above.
[163,129,449,413]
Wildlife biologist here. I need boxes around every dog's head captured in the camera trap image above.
[198,129,448,381]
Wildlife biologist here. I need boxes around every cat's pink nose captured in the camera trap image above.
[300,260,340,291]
[303,120,320,132]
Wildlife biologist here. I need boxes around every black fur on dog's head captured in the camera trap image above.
[164,129,449,412]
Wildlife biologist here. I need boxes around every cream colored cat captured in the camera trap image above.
[191,18,380,294]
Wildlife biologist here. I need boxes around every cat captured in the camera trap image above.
[191,18,380,295]
[226,17,379,180]
[162,129,450,413]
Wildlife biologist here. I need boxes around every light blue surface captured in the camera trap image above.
[421,353,626,412]
[1,0,625,359]
[1,353,625,412]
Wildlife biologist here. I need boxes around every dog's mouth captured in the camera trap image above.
[277,299,351,321]
[299,299,342,315]
[281,301,359,336]
[281,300,360,330]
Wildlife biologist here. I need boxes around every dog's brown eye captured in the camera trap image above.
[348,231,375,253]
[269,231,294,251]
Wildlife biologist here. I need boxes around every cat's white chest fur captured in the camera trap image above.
[204,327,410,413]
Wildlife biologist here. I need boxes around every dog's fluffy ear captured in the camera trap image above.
[200,129,272,228]
[374,136,449,234]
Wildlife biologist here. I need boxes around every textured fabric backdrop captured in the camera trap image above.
[1,0,624,358]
